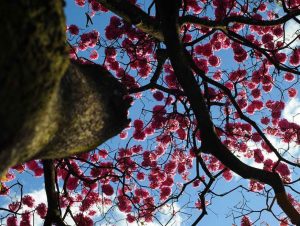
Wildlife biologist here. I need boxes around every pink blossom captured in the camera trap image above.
[137,172,145,180]
[195,58,209,73]
[225,82,234,90]
[160,186,171,200]
[252,132,262,142]
[11,164,25,173]
[165,161,177,174]
[66,177,79,190]
[208,55,220,66]
[177,163,186,174]
[241,215,252,226]
[284,72,295,82]
[7,216,18,226]
[36,203,47,219]
[145,126,154,135]
[261,33,273,44]
[261,117,270,125]
[249,180,264,191]
[258,3,267,11]
[162,176,174,187]
[119,131,128,139]
[263,159,273,171]
[89,50,98,60]
[102,184,114,196]
[280,218,289,226]
[223,169,233,181]
[26,160,39,171]
[253,149,264,163]
[165,74,179,88]
[177,128,187,140]
[290,49,300,66]
[133,119,144,130]
[262,84,273,93]
[193,179,201,187]
[98,149,108,158]
[213,70,222,81]
[273,26,284,37]
[288,88,297,98]
[276,162,290,177]
[195,199,210,210]
[117,195,131,212]
[133,130,146,141]
[75,0,85,7]
[105,47,117,58]
[8,202,20,212]
[126,214,135,223]
[20,212,31,226]
[138,65,151,78]
[153,91,164,101]
[22,195,35,208]
[68,24,79,35]
[74,213,93,226]
[275,52,287,63]
[278,119,290,131]
[251,88,261,99]
[166,119,179,132]
[202,43,213,57]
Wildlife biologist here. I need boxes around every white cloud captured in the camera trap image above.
[0,189,47,226]
[0,188,100,226]
[283,17,300,50]
[283,97,300,123]
[110,203,183,226]
[2,188,183,226]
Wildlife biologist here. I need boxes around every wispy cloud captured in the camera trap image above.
[0,189,47,226]
[283,17,300,50]
[1,188,101,225]
[234,98,300,173]
[283,97,300,123]
[1,188,183,226]
[111,203,183,226]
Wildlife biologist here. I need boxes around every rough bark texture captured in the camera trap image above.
[42,160,67,226]
[97,0,163,40]
[33,62,131,161]
[0,1,130,176]
[0,1,68,174]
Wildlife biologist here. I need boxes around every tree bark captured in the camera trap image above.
[0,1,130,176]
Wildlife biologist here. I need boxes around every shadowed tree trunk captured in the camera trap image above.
[0,1,130,176]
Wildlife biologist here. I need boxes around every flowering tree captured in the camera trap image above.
[1,0,300,225]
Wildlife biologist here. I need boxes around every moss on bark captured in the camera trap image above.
[0,1,69,172]
[0,1,130,176]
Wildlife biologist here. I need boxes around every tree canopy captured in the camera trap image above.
[1,0,300,225]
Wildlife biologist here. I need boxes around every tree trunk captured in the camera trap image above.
[0,1,130,176]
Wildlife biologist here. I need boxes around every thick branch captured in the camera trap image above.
[185,51,299,167]
[179,9,300,28]
[96,0,163,40]
[43,160,67,226]
[156,0,300,224]
[0,3,130,176]
[96,0,300,43]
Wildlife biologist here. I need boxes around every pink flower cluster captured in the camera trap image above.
[26,160,43,177]
[79,30,99,51]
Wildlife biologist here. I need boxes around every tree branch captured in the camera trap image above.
[43,160,67,226]
[155,0,300,224]
[96,0,163,40]
[179,9,300,28]
[0,2,130,177]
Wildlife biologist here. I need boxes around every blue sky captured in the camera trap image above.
[63,1,300,225]
[1,1,300,226]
